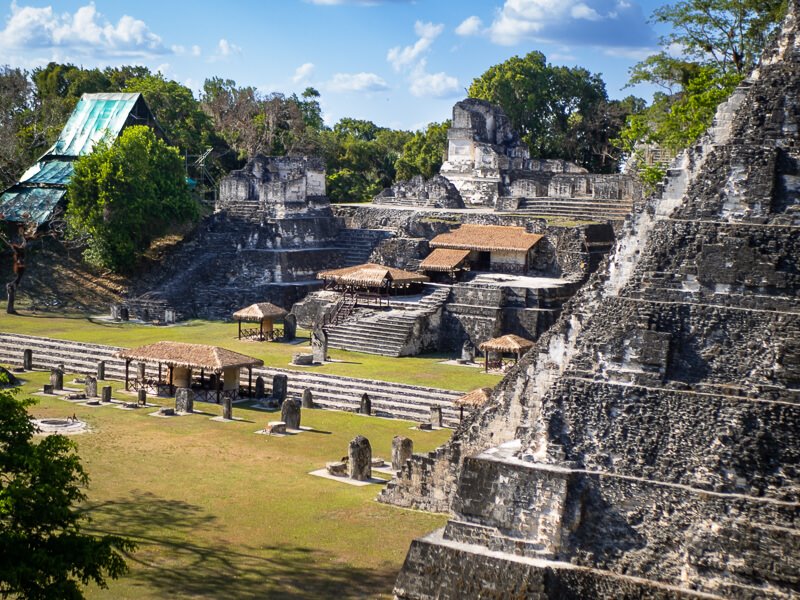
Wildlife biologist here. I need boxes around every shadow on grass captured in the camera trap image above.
[81,492,396,598]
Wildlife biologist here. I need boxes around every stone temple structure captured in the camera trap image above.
[129,156,357,320]
[384,6,800,598]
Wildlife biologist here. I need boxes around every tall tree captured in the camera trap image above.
[468,52,627,171]
[67,126,198,273]
[394,121,450,181]
[0,389,134,598]
[0,66,35,189]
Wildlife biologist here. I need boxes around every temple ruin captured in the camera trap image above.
[384,6,800,598]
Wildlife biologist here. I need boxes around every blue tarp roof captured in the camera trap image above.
[0,92,148,224]
[47,93,141,158]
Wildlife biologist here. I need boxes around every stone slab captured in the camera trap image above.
[308,468,389,487]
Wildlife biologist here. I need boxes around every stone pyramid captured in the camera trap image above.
[387,4,800,598]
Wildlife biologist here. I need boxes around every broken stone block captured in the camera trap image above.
[272,374,288,403]
[429,406,442,428]
[175,388,193,413]
[283,313,297,341]
[311,326,327,363]
[137,362,146,381]
[418,422,433,431]
[265,421,286,435]
[101,386,112,402]
[348,435,372,481]
[360,392,372,416]
[326,461,347,477]
[159,407,175,416]
[22,349,32,370]
[281,399,301,430]
[255,376,265,399]
[84,376,97,398]
[301,388,314,408]
[222,396,233,420]
[371,457,386,468]
[96,361,105,380]
[43,384,54,394]
[50,366,63,391]
[137,389,147,406]
[461,340,475,362]
[292,353,314,366]
[391,436,414,471]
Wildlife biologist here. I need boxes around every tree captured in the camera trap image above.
[394,121,450,181]
[0,66,35,189]
[67,125,198,273]
[0,388,134,598]
[616,0,786,178]
[468,52,626,171]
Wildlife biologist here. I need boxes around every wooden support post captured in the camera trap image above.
[158,362,162,382]
[216,372,221,404]
[238,319,241,340]
[248,367,253,398]
[484,352,488,372]
[125,359,130,390]
[169,366,173,386]
[200,369,205,385]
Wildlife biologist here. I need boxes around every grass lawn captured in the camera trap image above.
[16,370,452,599]
[0,310,502,392]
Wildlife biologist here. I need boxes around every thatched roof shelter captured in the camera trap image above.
[116,342,263,372]
[453,386,495,421]
[419,248,470,273]
[454,387,494,407]
[233,302,287,321]
[479,334,535,353]
[479,334,535,371]
[430,224,543,253]
[318,263,429,288]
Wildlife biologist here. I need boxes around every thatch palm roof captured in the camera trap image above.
[115,342,263,372]
[430,224,543,253]
[419,248,470,272]
[233,302,287,321]
[317,263,429,287]
[454,387,494,407]
[479,334,535,354]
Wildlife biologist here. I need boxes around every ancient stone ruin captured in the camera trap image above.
[348,435,372,481]
[386,7,800,598]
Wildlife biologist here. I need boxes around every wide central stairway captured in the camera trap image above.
[324,285,451,357]
[509,195,635,222]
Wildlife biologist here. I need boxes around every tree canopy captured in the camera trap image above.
[0,388,134,598]
[394,121,450,181]
[67,125,198,273]
[467,52,634,172]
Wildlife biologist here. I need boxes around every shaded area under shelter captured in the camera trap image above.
[454,386,494,421]
[233,302,288,341]
[479,334,534,371]
[115,341,263,404]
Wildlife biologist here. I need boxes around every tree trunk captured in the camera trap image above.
[6,282,16,314]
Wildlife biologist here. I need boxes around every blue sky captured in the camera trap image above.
[0,0,672,130]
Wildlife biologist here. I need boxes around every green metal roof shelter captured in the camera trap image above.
[0,92,162,225]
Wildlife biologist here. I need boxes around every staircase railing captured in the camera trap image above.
[323,292,357,328]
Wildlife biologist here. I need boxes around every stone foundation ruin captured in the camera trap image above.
[385,6,800,598]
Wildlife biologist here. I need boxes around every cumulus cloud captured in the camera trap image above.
[487,0,655,48]
[455,15,483,36]
[292,62,315,83]
[326,72,389,93]
[216,38,241,57]
[409,61,459,98]
[0,2,168,60]
[387,20,443,71]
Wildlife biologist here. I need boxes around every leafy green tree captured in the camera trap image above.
[0,66,35,188]
[0,388,134,598]
[617,0,785,178]
[468,52,625,170]
[67,125,198,272]
[394,121,450,181]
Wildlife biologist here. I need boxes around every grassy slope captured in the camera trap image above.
[18,370,451,599]
[0,310,502,392]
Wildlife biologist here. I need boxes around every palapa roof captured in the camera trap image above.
[430,224,543,253]
[115,341,263,372]
[419,248,470,272]
[479,334,535,353]
[233,302,287,321]
[454,387,494,407]
[317,263,429,287]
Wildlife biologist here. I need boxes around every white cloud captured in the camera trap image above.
[486,0,654,48]
[455,15,483,36]
[216,38,241,57]
[191,44,201,57]
[0,1,167,59]
[387,20,443,71]
[326,72,389,93]
[409,61,459,98]
[292,62,315,83]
